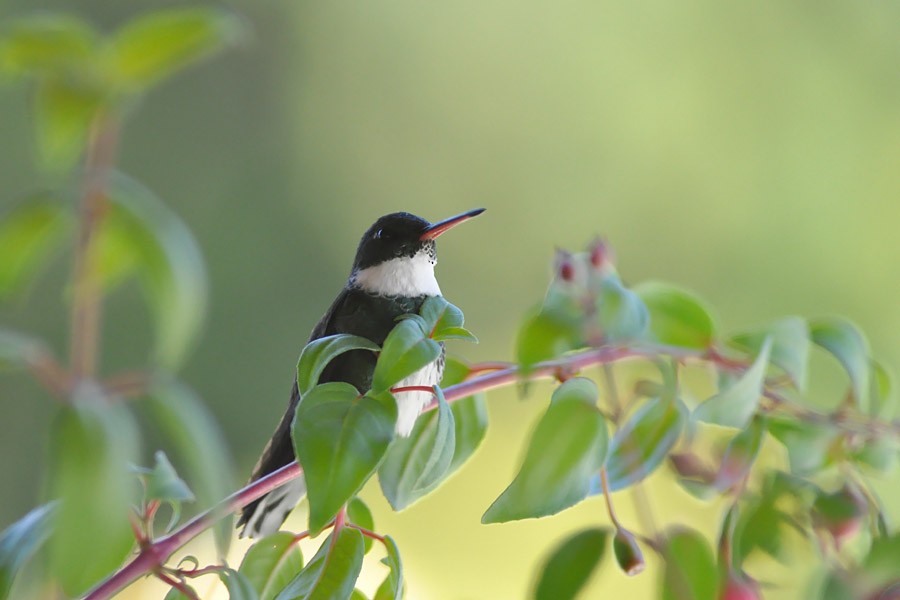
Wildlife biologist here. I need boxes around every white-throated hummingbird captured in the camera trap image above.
[238,208,485,538]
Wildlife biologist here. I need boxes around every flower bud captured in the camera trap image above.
[669,452,715,482]
[555,250,576,282]
[588,237,614,269]
[720,572,761,600]
[613,528,645,576]
[813,483,868,549]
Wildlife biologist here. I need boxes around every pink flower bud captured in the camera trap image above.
[669,452,715,482]
[613,528,645,576]
[588,237,614,269]
[720,572,761,600]
[555,251,575,282]
[813,483,868,549]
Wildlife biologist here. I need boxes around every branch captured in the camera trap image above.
[85,462,301,600]
[85,345,637,599]
[70,113,120,380]
[84,341,900,599]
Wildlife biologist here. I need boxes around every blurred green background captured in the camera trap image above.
[2,0,899,598]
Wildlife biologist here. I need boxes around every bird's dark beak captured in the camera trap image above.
[420,208,486,241]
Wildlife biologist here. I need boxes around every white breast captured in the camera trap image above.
[394,359,443,436]
[351,251,441,297]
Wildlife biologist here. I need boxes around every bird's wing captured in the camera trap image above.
[307,285,352,341]
[237,287,353,533]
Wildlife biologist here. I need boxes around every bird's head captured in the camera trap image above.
[350,208,484,296]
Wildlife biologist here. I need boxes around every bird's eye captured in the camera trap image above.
[373,229,383,240]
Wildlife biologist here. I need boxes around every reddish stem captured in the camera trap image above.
[347,524,386,543]
[146,500,160,521]
[176,565,228,578]
[26,349,72,398]
[70,114,120,380]
[391,385,436,395]
[599,468,622,529]
[128,511,146,546]
[465,361,514,375]
[334,506,347,532]
[103,370,153,398]
[85,462,302,600]
[156,572,199,600]
[84,341,900,599]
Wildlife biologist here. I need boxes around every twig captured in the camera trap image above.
[156,571,199,600]
[26,348,72,398]
[346,524,386,543]
[103,370,153,398]
[599,468,622,529]
[85,462,302,600]
[70,114,120,380]
[84,341,900,599]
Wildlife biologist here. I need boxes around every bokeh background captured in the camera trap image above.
[2,0,899,598]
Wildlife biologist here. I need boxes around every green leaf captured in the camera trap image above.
[732,471,817,564]
[861,534,900,592]
[275,527,364,600]
[239,532,304,600]
[163,583,198,600]
[143,379,234,555]
[143,450,195,504]
[635,282,717,349]
[868,359,896,419]
[105,175,208,369]
[448,397,488,476]
[595,276,649,342]
[715,417,765,491]
[551,377,599,406]
[417,297,477,343]
[219,568,260,600]
[516,306,582,373]
[293,384,396,533]
[346,497,375,554]
[440,357,489,474]
[661,529,718,600]
[0,329,44,370]
[296,334,379,396]
[379,387,456,510]
[813,485,866,530]
[731,317,810,392]
[48,392,140,596]
[735,494,788,563]
[852,436,899,474]
[482,378,608,523]
[0,503,56,600]
[418,296,463,332]
[432,326,478,343]
[767,417,839,475]
[694,337,772,429]
[350,591,369,600]
[371,319,441,393]
[0,197,71,299]
[605,397,686,492]
[373,536,404,600]
[809,317,870,409]
[0,14,96,76]
[533,528,609,600]
[34,79,104,172]
[110,8,243,91]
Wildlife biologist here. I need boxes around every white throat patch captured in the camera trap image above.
[352,251,441,297]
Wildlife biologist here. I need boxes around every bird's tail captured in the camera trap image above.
[237,475,307,539]
[238,382,304,538]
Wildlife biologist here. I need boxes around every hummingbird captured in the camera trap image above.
[238,208,485,538]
